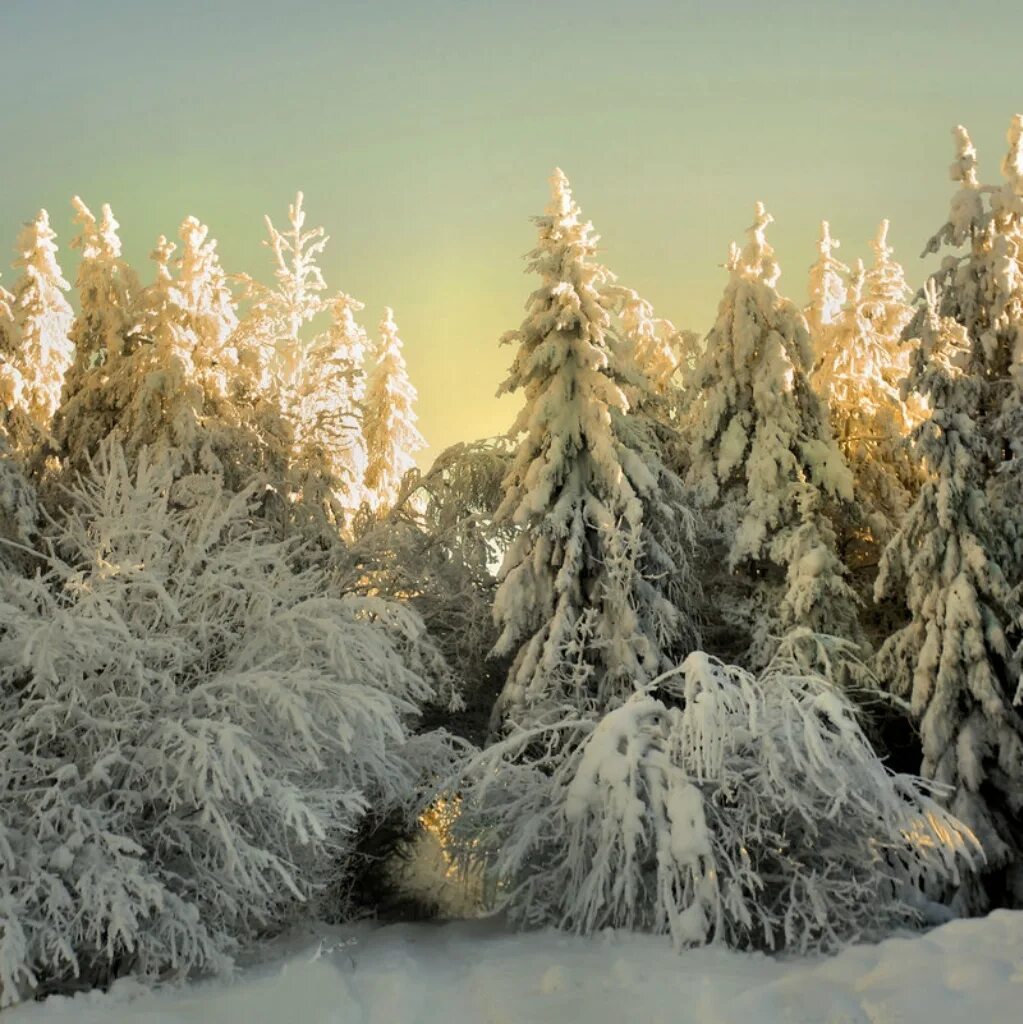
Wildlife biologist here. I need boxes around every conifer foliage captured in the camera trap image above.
[0,443,450,1004]
[490,169,698,727]
[55,197,140,471]
[363,308,425,513]
[813,244,919,560]
[4,116,1023,1007]
[876,121,1023,910]
[685,204,858,669]
[1,211,74,451]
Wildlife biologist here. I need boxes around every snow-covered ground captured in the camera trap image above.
[10,910,1023,1024]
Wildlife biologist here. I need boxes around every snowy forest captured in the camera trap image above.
[2,113,1023,1008]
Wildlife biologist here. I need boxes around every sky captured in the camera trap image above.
[2,0,1023,460]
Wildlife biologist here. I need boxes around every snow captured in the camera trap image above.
[11,911,1023,1024]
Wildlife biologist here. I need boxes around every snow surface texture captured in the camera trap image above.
[10,911,1023,1024]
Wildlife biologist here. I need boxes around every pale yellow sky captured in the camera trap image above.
[3,0,1022,462]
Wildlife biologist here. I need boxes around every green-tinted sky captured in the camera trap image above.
[2,0,1022,459]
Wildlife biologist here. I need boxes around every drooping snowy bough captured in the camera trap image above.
[0,443,453,1005]
[451,642,978,954]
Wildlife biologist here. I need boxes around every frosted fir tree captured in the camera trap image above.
[875,286,1023,911]
[603,283,692,395]
[99,218,261,485]
[601,282,697,480]
[875,120,1023,909]
[988,116,1023,575]
[864,219,915,343]
[234,191,329,393]
[0,211,74,451]
[288,292,371,536]
[490,169,699,728]
[54,198,141,471]
[813,258,920,566]
[686,204,860,671]
[363,308,426,513]
[805,220,848,360]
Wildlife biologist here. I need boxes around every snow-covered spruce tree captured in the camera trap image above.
[813,256,921,567]
[987,116,1023,579]
[685,204,860,672]
[604,283,693,396]
[363,308,425,513]
[451,641,977,953]
[54,197,141,473]
[490,169,699,729]
[97,220,266,487]
[0,211,74,454]
[601,282,697,478]
[234,191,329,391]
[875,120,1023,911]
[287,292,370,537]
[865,218,916,345]
[805,220,848,360]
[0,442,454,1005]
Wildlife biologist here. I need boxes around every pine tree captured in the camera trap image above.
[363,308,425,512]
[490,169,698,727]
[1,211,73,451]
[54,197,141,471]
[686,204,859,670]
[876,119,1023,910]
[805,220,848,360]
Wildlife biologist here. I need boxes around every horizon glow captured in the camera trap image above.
[2,0,1022,461]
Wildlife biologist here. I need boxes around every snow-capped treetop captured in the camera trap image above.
[4,210,74,442]
[94,219,256,482]
[813,258,919,549]
[603,284,686,394]
[230,194,332,467]
[326,291,370,381]
[739,201,781,285]
[686,203,858,669]
[363,307,425,513]
[952,123,980,188]
[251,191,329,385]
[925,125,986,257]
[55,198,141,466]
[863,220,913,337]
[1001,114,1023,199]
[805,220,848,353]
[176,216,239,354]
[286,290,372,532]
[265,192,328,327]
[876,281,1023,908]
[491,169,698,724]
